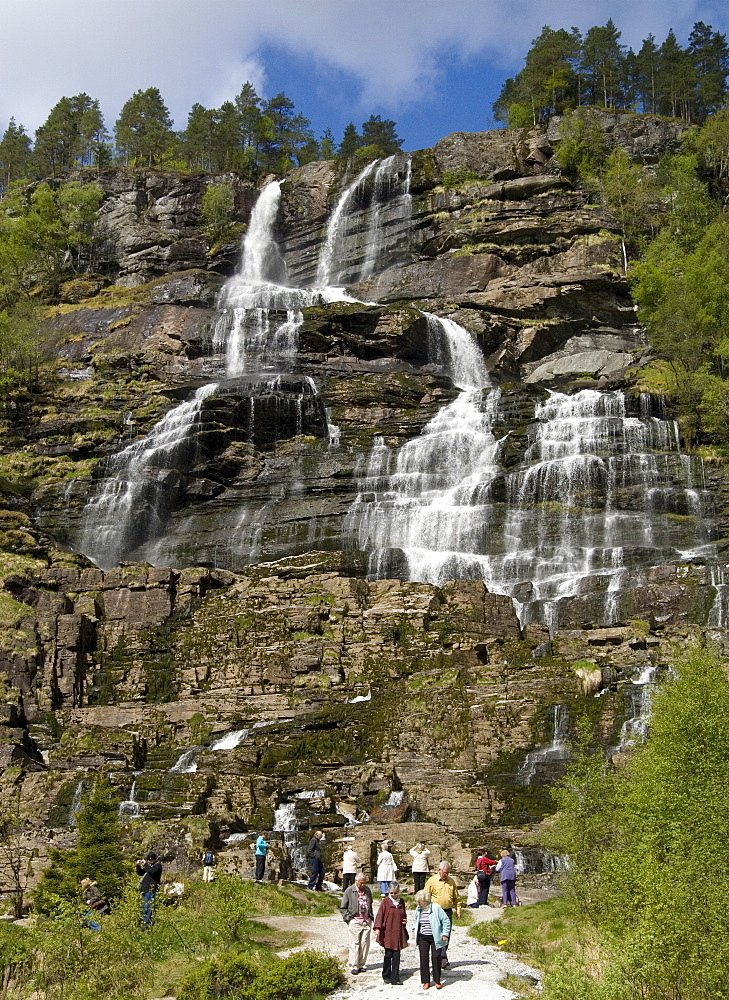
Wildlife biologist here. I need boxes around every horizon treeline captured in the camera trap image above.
[0,81,402,190]
[494,19,728,127]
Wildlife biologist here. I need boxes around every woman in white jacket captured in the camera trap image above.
[409,842,431,893]
[377,840,397,895]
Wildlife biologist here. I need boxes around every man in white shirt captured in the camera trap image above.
[342,845,361,890]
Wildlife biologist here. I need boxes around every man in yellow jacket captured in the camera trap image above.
[424,862,460,967]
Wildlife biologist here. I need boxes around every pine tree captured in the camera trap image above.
[580,20,625,108]
[34,778,131,913]
[115,88,176,167]
[688,21,729,121]
[338,123,360,159]
[0,118,31,190]
[319,128,336,160]
[360,115,401,156]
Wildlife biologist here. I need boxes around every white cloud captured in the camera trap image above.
[0,0,726,135]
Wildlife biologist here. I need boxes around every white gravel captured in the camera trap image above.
[263,899,542,999]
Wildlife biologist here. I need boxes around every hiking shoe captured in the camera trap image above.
[351,968,359,975]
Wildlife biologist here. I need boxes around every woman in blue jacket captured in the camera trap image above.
[411,889,451,990]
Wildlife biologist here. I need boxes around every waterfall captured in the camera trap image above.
[169,748,199,773]
[210,728,248,750]
[614,665,657,753]
[346,313,502,581]
[316,155,412,288]
[516,705,570,785]
[118,779,141,818]
[349,325,721,630]
[78,383,218,568]
[273,802,306,875]
[67,780,85,827]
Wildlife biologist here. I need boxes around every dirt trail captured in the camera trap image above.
[260,894,544,999]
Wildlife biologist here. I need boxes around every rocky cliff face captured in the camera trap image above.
[0,122,725,894]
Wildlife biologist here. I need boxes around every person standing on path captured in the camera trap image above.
[424,862,460,967]
[342,845,361,891]
[201,849,216,882]
[376,840,397,895]
[254,833,268,882]
[409,842,431,893]
[374,880,409,985]
[495,849,518,907]
[412,889,450,990]
[475,848,497,906]
[135,851,162,926]
[307,830,325,891]
[340,871,374,975]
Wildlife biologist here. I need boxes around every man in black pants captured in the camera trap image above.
[307,830,325,890]
[135,852,162,926]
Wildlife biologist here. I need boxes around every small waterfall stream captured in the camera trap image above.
[118,779,141,819]
[273,802,306,876]
[516,705,570,785]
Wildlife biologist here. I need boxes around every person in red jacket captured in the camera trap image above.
[475,848,497,907]
[374,880,409,985]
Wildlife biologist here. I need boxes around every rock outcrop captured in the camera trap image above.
[0,118,726,895]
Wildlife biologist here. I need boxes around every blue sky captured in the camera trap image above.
[1,0,729,152]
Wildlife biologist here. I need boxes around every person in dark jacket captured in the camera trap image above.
[307,830,325,891]
[374,880,409,985]
[136,851,162,925]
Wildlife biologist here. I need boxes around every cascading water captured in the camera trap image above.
[77,157,413,571]
[118,779,141,819]
[78,383,218,568]
[169,749,199,773]
[316,155,412,289]
[67,780,85,827]
[349,314,722,629]
[516,705,570,785]
[273,802,306,876]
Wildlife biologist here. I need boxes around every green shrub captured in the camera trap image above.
[251,950,344,1000]
[178,952,260,1000]
[178,949,344,1000]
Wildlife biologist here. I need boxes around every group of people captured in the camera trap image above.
[339,859,461,988]
[338,842,520,987]
[466,848,518,908]
[80,850,163,930]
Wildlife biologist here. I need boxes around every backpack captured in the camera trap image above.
[203,851,214,866]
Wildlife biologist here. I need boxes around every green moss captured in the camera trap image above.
[0,592,28,627]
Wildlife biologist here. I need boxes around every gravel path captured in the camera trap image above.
[262,897,543,999]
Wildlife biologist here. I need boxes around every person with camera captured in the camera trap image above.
[136,851,162,926]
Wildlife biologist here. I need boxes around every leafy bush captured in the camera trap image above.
[252,950,344,1000]
[178,951,260,1000]
[178,949,344,1000]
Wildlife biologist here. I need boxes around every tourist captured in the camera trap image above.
[376,840,397,895]
[412,889,450,990]
[135,851,162,926]
[475,848,497,906]
[466,875,480,907]
[424,862,460,967]
[80,877,109,931]
[307,830,325,891]
[342,844,361,891]
[80,877,110,914]
[340,871,374,975]
[201,848,216,882]
[374,880,408,985]
[495,848,518,907]
[254,832,268,882]
[409,842,431,893]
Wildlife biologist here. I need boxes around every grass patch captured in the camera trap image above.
[469,896,599,972]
